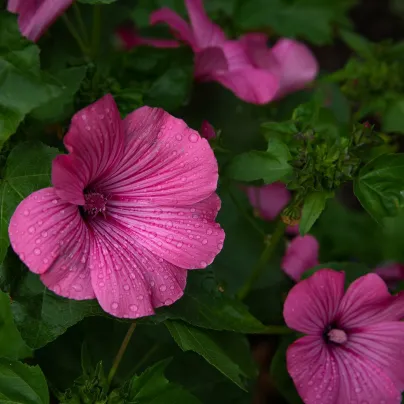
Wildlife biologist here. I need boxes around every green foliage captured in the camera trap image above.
[299,190,333,234]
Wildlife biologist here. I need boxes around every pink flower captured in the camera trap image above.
[375,262,404,289]
[7,0,73,42]
[200,121,216,140]
[150,0,318,105]
[246,183,298,234]
[8,94,225,319]
[282,235,319,281]
[116,25,179,51]
[284,269,404,404]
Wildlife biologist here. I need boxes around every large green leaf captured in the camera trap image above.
[114,359,201,404]
[299,191,333,235]
[0,12,62,145]
[0,360,49,404]
[12,271,104,349]
[0,290,31,359]
[354,153,404,222]
[0,142,60,264]
[165,320,256,390]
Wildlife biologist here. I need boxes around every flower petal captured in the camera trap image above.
[239,33,272,69]
[347,322,404,390]
[184,0,226,49]
[99,106,219,205]
[52,94,124,204]
[107,193,224,269]
[194,47,228,79]
[283,269,345,334]
[8,0,73,42]
[150,8,195,48]
[337,274,404,328]
[333,345,401,403]
[89,219,187,319]
[8,188,94,299]
[200,120,216,140]
[269,39,319,97]
[287,336,339,404]
[282,235,319,282]
[246,183,290,221]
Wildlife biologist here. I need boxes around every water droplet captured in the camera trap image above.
[176,134,182,141]
[150,281,155,287]
[123,284,130,291]
[23,210,30,216]
[28,226,35,234]
[189,133,199,143]
[159,285,167,292]
[54,284,61,294]
[176,242,183,248]
[43,258,49,264]
[202,239,208,245]
[41,231,48,237]
[72,284,83,292]
[165,298,173,305]
[111,302,119,310]
[200,261,207,267]
[34,248,41,255]
[37,220,43,225]
[98,281,105,287]
[138,295,144,300]
[52,199,58,204]
[206,229,212,235]
[129,304,138,312]
[166,221,173,229]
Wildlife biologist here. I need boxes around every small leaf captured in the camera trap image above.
[12,271,104,349]
[0,360,49,404]
[0,142,60,265]
[115,359,202,403]
[261,121,297,138]
[299,191,334,235]
[165,320,256,390]
[354,153,404,222]
[339,30,373,59]
[382,98,404,134]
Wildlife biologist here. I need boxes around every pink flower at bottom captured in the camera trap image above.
[8,94,224,319]
[7,0,73,42]
[284,269,404,404]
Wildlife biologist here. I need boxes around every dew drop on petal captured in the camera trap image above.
[129,304,138,312]
[189,133,199,143]
[34,248,41,256]
[111,302,119,310]
[72,284,83,292]
[202,239,208,245]
[23,210,30,216]
[159,285,167,292]
[123,284,130,291]
[176,134,182,141]
[176,242,183,248]
[165,298,173,305]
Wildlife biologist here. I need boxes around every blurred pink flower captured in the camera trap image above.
[200,121,216,140]
[282,235,319,281]
[246,183,298,234]
[7,0,73,42]
[284,269,404,404]
[375,262,404,289]
[8,94,224,319]
[150,0,318,104]
[116,25,179,50]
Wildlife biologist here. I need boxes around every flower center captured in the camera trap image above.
[83,192,107,217]
[327,328,348,344]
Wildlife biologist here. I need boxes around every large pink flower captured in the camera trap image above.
[150,0,318,104]
[8,94,224,319]
[284,269,404,404]
[7,0,73,42]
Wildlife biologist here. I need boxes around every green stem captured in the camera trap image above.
[91,5,101,58]
[107,322,137,387]
[73,3,90,45]
[129,343,160,377]
[237,219,286,300]
[62,14,88,57]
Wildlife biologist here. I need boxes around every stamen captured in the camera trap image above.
[327,328,348,344]
[83,192,107,218]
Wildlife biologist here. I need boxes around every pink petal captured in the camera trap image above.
[375,262,404,284]
[90,219,187,319]
[116,25,179,50]
[200,120,216,140]
[239,33,272,69]
[99,106,219,206]
[8,0,73,42]
[107,193,225,269]
[269,39,319,97]
[283,269,345,334]
[333,345,401,403]
[282,235,319,282]
[246,183,291,221]
[194,47,228,79]
[8,188,95,300]
[287,336,339,404]
[52,94,124,204]
[337,274,404,328]
[184,0,226,49]
[347,322,404,390]
[150,8,195,49]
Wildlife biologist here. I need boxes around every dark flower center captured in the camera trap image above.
[83,192,108,218]
[323,323,348,345]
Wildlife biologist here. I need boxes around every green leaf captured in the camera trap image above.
[382,98,404,134]
[339,30,373,59]
[158,271,268,333]
[354,153,404,222]
[145,67,192,111]
[116,359,202,404]
[12,271,104,349]
[0,360,49,404]
[0,12,62,145]
[226,139,292,183]
[165,321,256,390]
[0,142,60,265]
[299,191,334,235]
[0,290,31,360]
[270,336,302,404]
[261,121,298,138]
